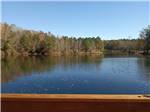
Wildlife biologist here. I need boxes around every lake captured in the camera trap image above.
[1,55,150,94]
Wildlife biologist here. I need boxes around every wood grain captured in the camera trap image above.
[1,94,150,112]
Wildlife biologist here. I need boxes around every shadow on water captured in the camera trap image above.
[1,55,103,83]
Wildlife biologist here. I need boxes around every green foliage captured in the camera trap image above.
[19,32,32,52]
[1,23,104,56]
[104,39,144,52]
[83,38,93,51]
[2,23,148,56]
[140,25,150,52]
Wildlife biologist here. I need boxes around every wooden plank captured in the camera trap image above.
[1,94,150,112]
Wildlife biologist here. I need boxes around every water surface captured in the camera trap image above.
[1,55,150,94]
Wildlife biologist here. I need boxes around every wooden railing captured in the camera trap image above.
[1,94,150,112]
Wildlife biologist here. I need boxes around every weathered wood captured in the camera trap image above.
[1,94,150,112]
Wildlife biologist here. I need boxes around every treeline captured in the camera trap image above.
[104,39,144,53]
[1,23,150,57]
[1,23,104,56]
[104,25,150,55]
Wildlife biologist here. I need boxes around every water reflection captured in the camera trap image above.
[1,55,103,83]
[137,56,150,81]
[2,56,54,82]
[1,55,150,94]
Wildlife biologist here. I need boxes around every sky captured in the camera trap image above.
[1,1,150,40]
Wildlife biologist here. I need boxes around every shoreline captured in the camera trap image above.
[1,51,150,60]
